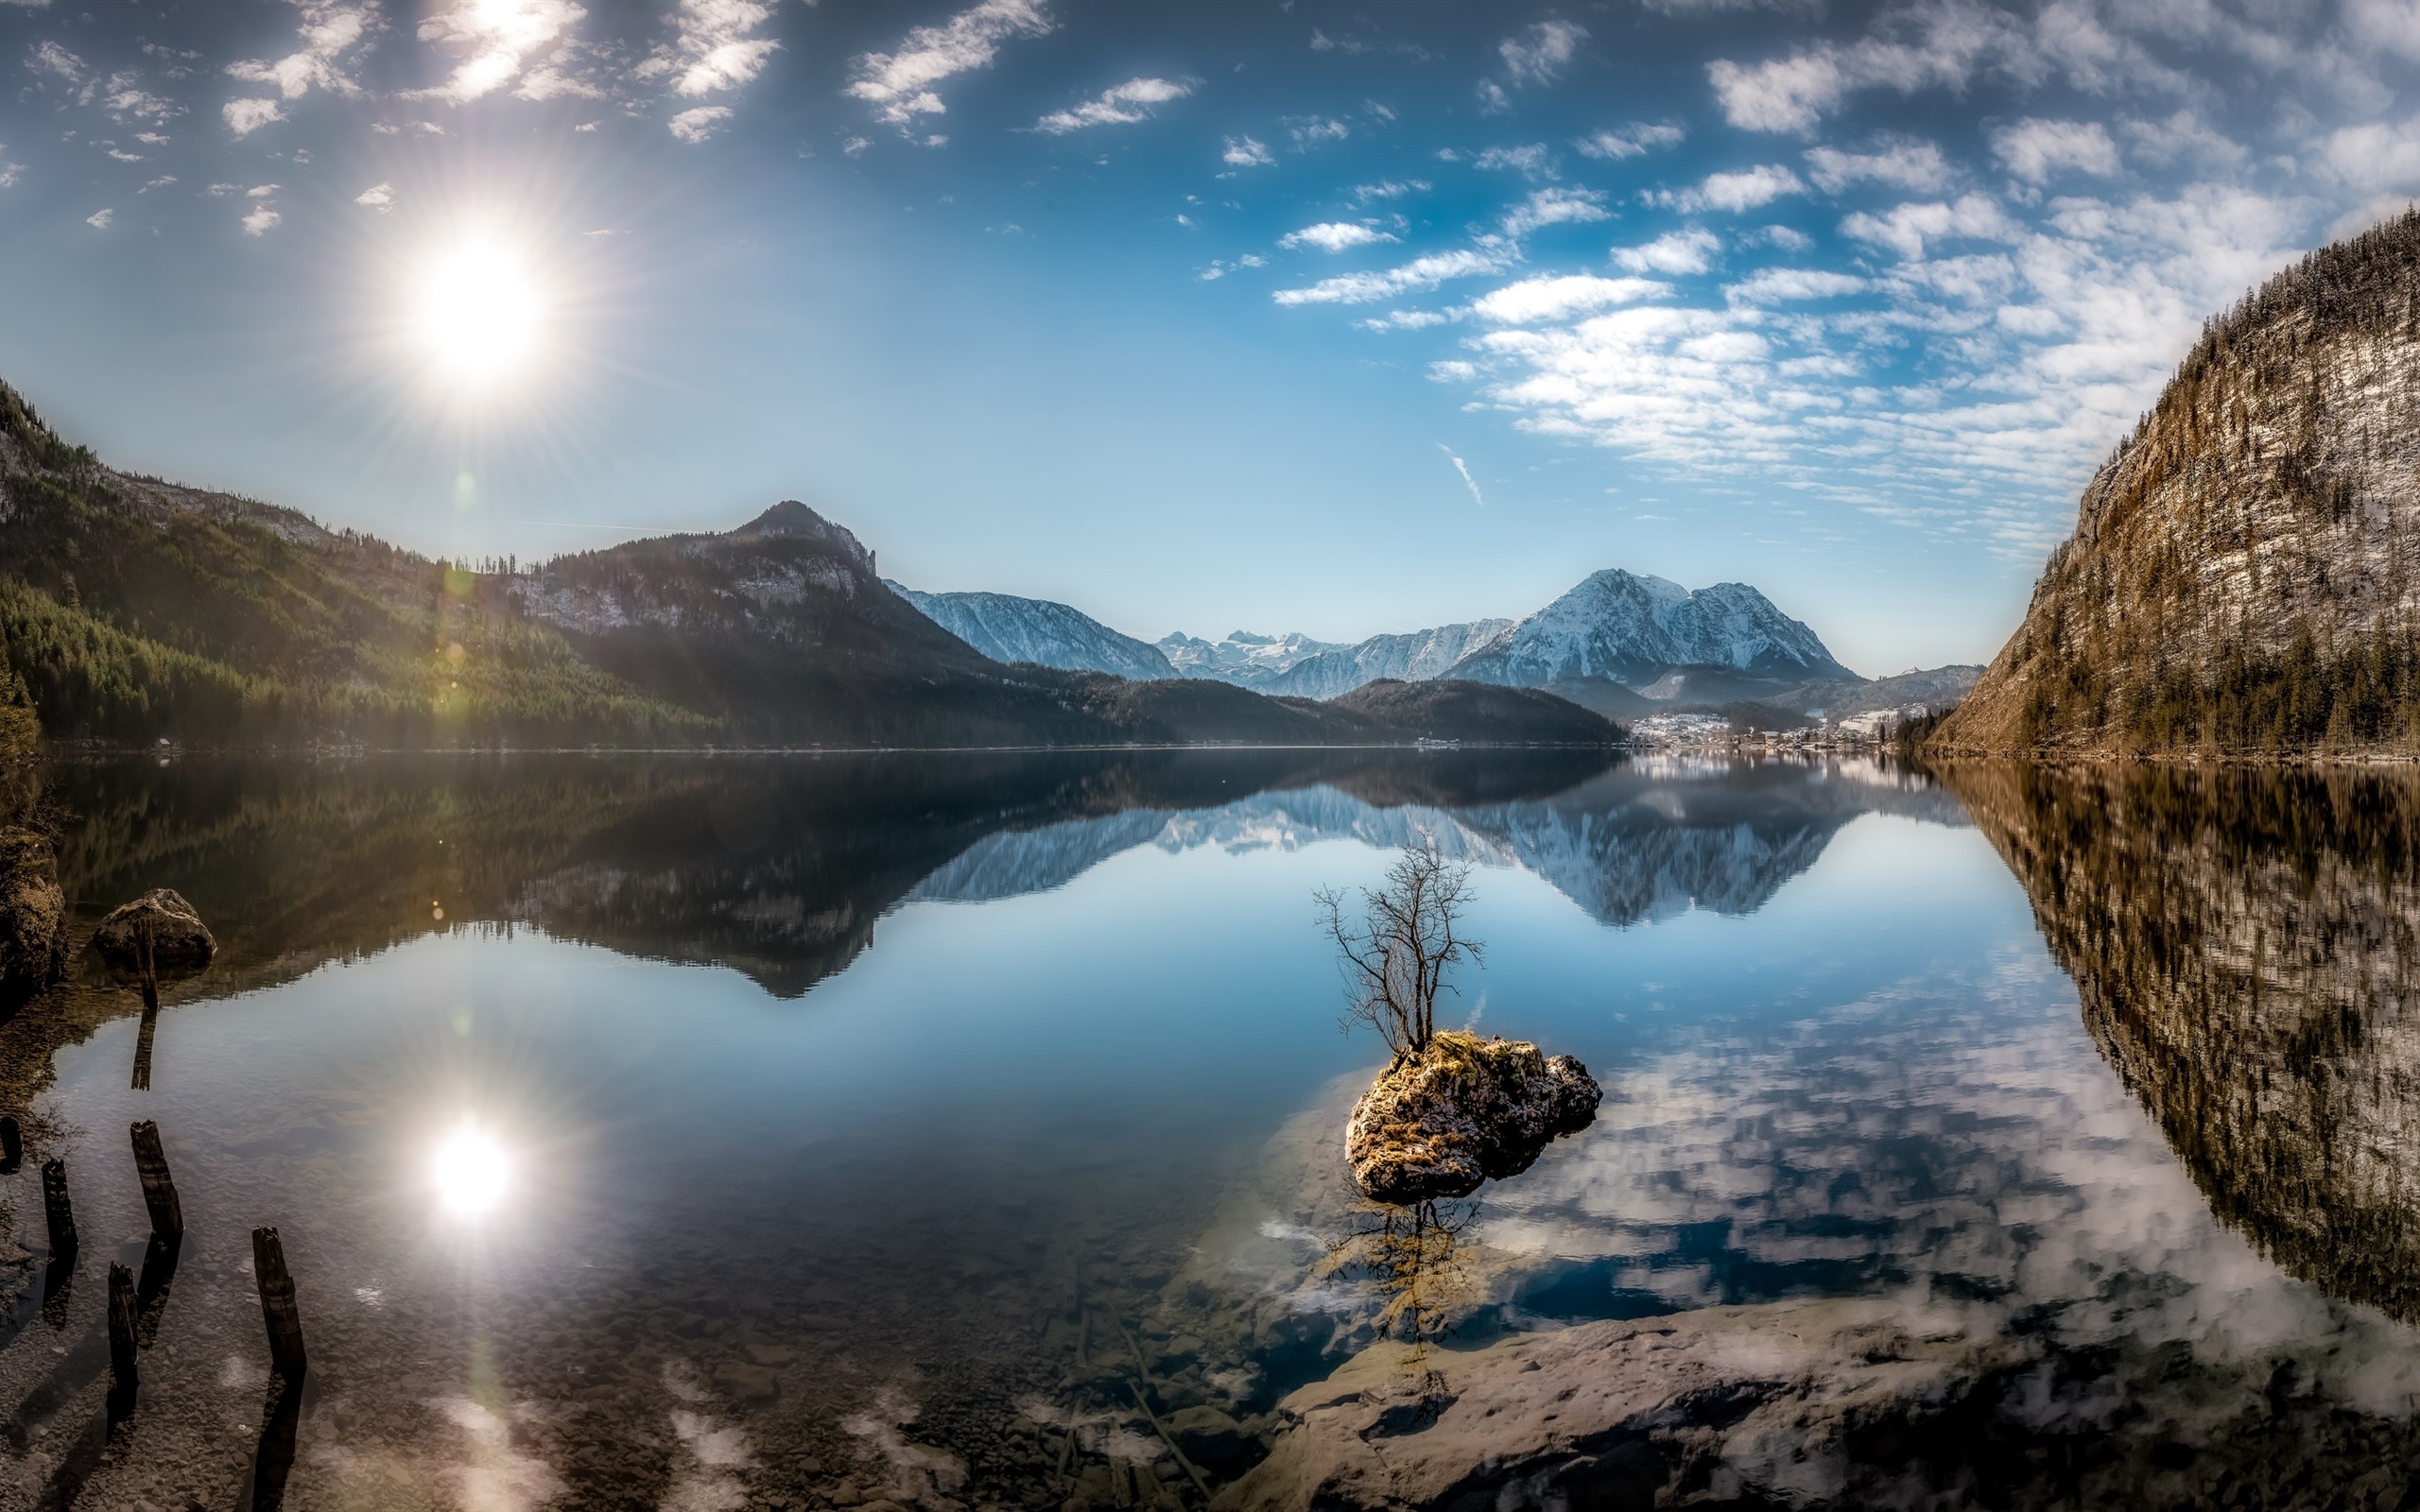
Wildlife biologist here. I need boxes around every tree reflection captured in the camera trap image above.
[1945,760,2420,1322]
[1318,1199,1478,1362]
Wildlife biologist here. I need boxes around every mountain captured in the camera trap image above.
[1937,211,2420,755]
[0,383,1613,749]
[1157,629,1348,686]
[1258,620,1517,699]
[1447,571,1855,688]
[885,583,1177,679]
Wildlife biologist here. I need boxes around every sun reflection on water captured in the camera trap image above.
[431,1123,513,1217]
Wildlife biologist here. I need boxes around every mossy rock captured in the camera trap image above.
[1344,1031,1599,1204]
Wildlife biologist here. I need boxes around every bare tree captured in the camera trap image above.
[1316,843,1483,1058]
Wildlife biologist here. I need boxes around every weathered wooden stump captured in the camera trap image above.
[130,1121,182,1240]
[251,1226,307,1380]
[41,1157,75,1258]
[107,1262,138,1393]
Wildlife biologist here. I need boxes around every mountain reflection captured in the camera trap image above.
[40,749,1957,1005]
[1945,762,2420,1323]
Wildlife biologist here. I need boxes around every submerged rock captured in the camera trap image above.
[1344,1031,1599,1203]
[1213,1298,2014,1512]
[0,825,66,1003]
[91,888,216,973]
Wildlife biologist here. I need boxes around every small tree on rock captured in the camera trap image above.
[1316,843,1482,1059]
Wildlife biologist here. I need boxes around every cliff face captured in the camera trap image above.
[1940,210,2420,754]
[1944,761,2420,1320]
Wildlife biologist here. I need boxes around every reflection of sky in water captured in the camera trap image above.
[7,759,2418,1506]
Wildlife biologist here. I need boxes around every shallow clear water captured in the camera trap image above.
[3,751,2418,1509]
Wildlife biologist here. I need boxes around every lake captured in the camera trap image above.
[2,750,2417,1509]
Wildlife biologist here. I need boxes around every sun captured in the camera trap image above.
[411,236,547,390]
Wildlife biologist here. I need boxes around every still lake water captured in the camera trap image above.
[3,750,2419,1508]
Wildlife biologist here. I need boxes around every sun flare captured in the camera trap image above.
[411,237,546,389]
[430,1123,513,1216]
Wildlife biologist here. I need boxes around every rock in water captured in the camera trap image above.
[91,889,216,972]
[0,825,66,1002]
[1344,1031,1599,1203]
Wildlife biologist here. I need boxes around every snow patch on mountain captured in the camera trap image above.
[1262,620,1519,698]
[1157,630,1349,687]
[888,583,1176,679]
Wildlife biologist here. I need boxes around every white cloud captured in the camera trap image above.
[1497,20,1586,85]
[1502,186,1610,236]
[1577,123,1684,160]
[1615,228,1721,275]
[1438,443,1487,507]
[1706,4,2029,135]
[1221,135,1273,167]
[247,183,280,198]
[1472,274,1664,324]
[1659,164,1807,214]
[84,207,111,229]
[27,40,83,81]
[1282,221,1398,252]
[1725,266,1867,301]
[1806,138,1953,194]
[224,98,287,136]
[847,0,1053,129]
[641,0,781,98]
[1841,193,2021,258]
[1273,239,1517,306]
[1032,76,1191,133]
[1351,179,1428,203]
[1289,116,1350,148]
[354,180,393,211]
[1474,143,1554,178]
[668,105,733,143]
[139,175,175,193]
[100,74,180,123]
[243,203,282,235]
[1991,118,2120,183]
[416,0,589,104]
[227,1,374,102]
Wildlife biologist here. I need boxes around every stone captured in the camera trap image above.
[90,888,216,974]
[1212,1297,2015,1512]
[1343,1031,1599,1203]
[712,1359,780,1404]
[0,825,65,1003]
[1162,1406,1258,1478]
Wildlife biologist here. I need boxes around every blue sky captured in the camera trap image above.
[0,0,2411,673]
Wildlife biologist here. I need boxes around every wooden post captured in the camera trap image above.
[107,1262,138,1394]
[130,1121,182,1240]
[41,1158,76,1258]
[251,1226,307,1380]
[0,1113,20,1172]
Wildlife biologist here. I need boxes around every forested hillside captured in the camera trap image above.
[1939,211,2420,755]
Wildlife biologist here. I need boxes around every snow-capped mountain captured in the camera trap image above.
[1448,571,1853,687]
[1155,630,1348,687]
[887,583,1176,679]
[1260,620,1518,699]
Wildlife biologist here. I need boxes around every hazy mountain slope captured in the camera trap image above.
[1261,620,1517,698]
[1819,665,1981,717]
[1449,570,1853,687]
[1326,679,1618,743]
[1938,211,2420,754]
[886,583,1177,679]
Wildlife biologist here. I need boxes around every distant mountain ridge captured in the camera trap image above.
[0,383,1616,749]
[885,582,1176,679]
